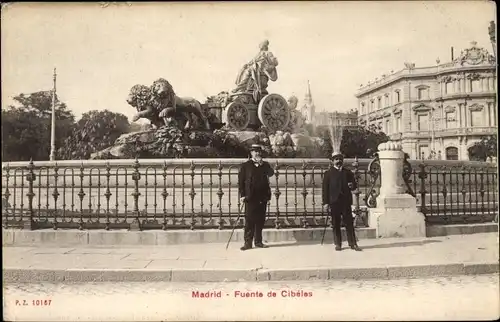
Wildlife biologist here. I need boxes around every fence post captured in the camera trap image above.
[52,162,60,230]
[368,142,426,238]
[189,161,196,230]
[274,161,281,228]
[418,162,428,216]
[130,158,142,231]
[300,161,309,228]
[352,157,364,227]
[3,164,11,228]
[24,159,36,230]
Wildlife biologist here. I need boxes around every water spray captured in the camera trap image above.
[328,112,344,154]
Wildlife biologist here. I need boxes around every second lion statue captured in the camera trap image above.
[128,78,211,131]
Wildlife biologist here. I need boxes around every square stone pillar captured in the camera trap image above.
[369,142,426,238]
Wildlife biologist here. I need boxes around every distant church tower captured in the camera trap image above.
[301,80,316,124]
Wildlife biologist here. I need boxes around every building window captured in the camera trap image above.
[395,116,401,133]
[470,110,482,127]
[417,114,429,131]
[417,88,429,100]
[445,82,453,94]
[471,79,481,92]
[395,91,401,103]
[377,97,382,109]
[371,100,375,112]
[445,147,459,160]
[384,95,390,107]
[445,111,457,128]
[385,119,391,134]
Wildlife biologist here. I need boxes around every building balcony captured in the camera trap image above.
[389,133,403,140]
[402,126,497,139]
[435,91,496,101]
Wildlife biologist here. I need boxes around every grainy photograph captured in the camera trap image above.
[1,1,499,321]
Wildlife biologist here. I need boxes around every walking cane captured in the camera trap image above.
[320,205,330,245]
[225,202,245,250]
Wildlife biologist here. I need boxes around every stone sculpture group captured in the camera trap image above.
[91,40,323,159]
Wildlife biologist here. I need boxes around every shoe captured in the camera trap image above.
[335,245,342,251]
[240,244,252,251]
[255,243,268,248]
[350,245,362,251]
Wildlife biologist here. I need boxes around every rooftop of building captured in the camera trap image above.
[355,41,496,98]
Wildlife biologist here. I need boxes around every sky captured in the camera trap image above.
[1,1,496,121]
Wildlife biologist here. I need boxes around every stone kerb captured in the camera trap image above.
[369,142,426,238]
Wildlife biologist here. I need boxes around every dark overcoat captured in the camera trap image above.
[238,160,274,203]
[322,167,357,206]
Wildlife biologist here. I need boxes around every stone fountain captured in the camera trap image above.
[91,40,326,160]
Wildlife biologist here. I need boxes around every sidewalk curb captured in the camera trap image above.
[4,262,498,283]
[3,223,497,247]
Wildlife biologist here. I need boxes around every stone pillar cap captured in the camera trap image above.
[378,141,403,151]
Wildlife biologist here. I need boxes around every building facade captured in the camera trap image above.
[314,110,358,128]
[355,41,497,160]
[299,81,358,128]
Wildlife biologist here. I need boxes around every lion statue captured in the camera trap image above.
[127,78,211,131]
[151,78,211,130]
[127,84,165,128]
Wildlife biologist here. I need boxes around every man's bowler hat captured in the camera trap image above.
[330,150,344,160]
[250,144,263,152]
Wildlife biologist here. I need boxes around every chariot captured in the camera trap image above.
[204,92,291,132]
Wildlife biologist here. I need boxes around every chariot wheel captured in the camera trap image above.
[258,94,290,132]
[223,101,250,130]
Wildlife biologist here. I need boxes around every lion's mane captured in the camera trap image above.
[151,78,176,111]
[128,84,152,111]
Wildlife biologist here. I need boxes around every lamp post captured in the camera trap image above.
[429,105,442,160]
[49,68,57,161]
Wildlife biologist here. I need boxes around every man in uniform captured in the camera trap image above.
[238,144,275,251]
[322,151,362,251]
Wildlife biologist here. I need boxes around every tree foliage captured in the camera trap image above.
[1,91,75,161]
[58,110,130,160]
[468,135,497,161]
[1,91,132,161]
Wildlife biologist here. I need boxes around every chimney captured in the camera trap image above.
[451,47,454,61]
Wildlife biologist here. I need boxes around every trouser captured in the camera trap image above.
[243,200,267,246]
[330,199,357,247]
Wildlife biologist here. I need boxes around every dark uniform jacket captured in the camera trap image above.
[238,159,275,202]
[322,166,357,206]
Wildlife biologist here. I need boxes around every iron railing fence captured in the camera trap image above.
[406,162,498,225]
[2,158,497,230]
[1,158,376,230]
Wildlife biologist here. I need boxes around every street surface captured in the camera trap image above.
[4,274,499,321]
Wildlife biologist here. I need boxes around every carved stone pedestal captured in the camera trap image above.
[369,194,426,238]
[368,141,426,238]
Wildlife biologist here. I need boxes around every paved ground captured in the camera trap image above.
[3,233,499,282]
[3,274,499,321]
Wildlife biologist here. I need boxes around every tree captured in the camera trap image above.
[317,125,389,158]
[468,135,497,161]
[1,91,75,161]
[58,110,130,160]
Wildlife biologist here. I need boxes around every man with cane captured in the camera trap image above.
[322,151,362,251]
[237,144,275,251]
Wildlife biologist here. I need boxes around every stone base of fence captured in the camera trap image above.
[369,194,426,238]
[3,223,497,247]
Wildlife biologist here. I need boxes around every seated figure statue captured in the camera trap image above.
[231,40,279,103]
